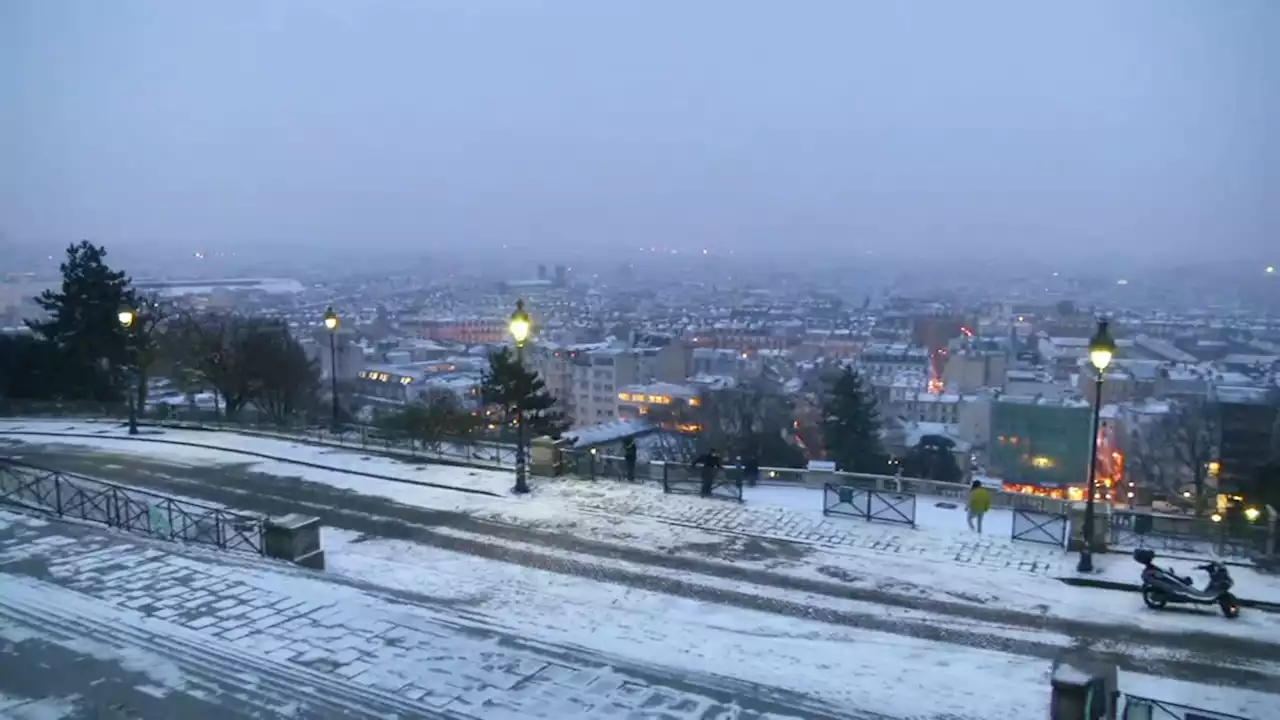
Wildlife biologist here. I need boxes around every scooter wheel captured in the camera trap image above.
[1219,593,1241,619]
[1142,587,1167,610]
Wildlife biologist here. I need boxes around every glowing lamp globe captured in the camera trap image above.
[1089,319,1116,372]
[117,308,136,329]
[323,306,339,332]
[509,299,531,346]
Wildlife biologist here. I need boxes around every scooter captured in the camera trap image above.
[1133,548,1240,618]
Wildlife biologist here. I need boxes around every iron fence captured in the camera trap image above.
[0,458,264,555]
[563,451,643,482]
[1108,510,1269,560]
[822,484,917,526]
[1011,508,1068,546]
[1120,693,1252,720]
[661,466,744,501]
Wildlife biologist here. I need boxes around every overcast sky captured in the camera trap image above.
[2,0,1276,265]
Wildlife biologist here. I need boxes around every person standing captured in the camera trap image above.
[623,438,638,482]
[691,448,722,497]
[967,479,992,533]
[742,454,760,487]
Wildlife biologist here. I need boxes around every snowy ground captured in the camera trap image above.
[3,423,1280,717]
[321,528,1280,719]
[2,422,1278,641]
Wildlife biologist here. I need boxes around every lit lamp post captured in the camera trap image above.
[1077,318,1116,572]
[323,306,340,432]
[509,299,532,494]
[117,306,140,436]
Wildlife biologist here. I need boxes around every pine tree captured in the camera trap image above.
[821,366,886,473]
[26,241,137,401]
[481,347,567,438]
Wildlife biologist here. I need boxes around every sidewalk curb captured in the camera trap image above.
[0,429,504,498]
[1058,576,1279,612]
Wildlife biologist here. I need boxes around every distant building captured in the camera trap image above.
[942,338,1009,393]
[418,318,508,345]
[856,343,930,380]
[988,394,1093,489]
[530,339,691,427]
[616,382,703,433]
[1214,385,1278,494]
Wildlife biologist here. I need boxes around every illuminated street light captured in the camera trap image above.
[1088,320,1116,373]
[510,299,532,494]
[323,306,340,432]
[509,300,531,347]
[1245,507,1261,522]
[117,306,139,435]
[1078,318,1117,573]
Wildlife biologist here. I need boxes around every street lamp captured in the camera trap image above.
[1078,317,1116,572]
[510,299,532,494]
[117,306,139,435]
[323,306,340,432]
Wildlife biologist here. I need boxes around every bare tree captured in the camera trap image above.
[165,312,302,421]
[1148,398,1220,515]
[702,379,804,466]
[125,293,170,412]
[641,379,806,467]
[249,327,320,425]
[1124,426,1172,495]
[381,389,479,454]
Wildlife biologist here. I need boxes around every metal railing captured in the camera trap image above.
[1120,693,1251,720]
[1108,508,1270,560]
[1011,508,1068,546]
[821,484,917,526]
[662,465,744,502]
[0,401,518,470]
[0,457,264,555]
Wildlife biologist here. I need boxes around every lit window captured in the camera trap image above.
[1031,456,1054,469]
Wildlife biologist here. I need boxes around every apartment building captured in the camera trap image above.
[857,343,930,381]
[419,317,509,344]
[942,338,1008,393]
[533,340,691,427]
[616,382,702,431]
[988,394,1093,489]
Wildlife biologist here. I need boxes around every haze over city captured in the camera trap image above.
[3,0,1277,271]
[3,3,1280,720]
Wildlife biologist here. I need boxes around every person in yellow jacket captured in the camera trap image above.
[967,480,992,533]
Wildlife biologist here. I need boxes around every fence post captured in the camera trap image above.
[662,462,670,493]
[109,487,121,528]
[215,510,226,549]
[864,486,874,521]
[53,474,63,516]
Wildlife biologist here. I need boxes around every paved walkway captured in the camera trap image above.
[554,483,1071,576]
[1,424,1072,579]
[0,510,849,720]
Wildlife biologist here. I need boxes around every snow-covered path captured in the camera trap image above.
[4,423,1278,636]
[3,423,1280,718]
